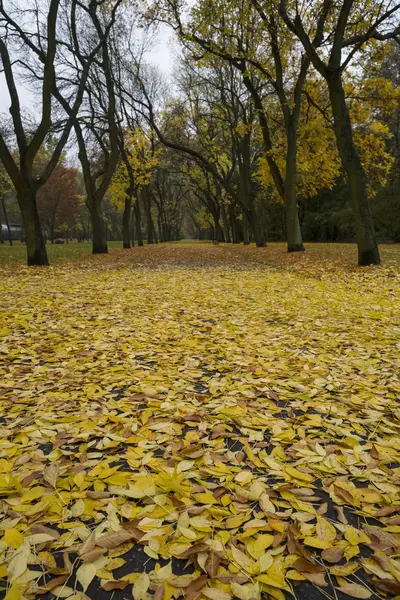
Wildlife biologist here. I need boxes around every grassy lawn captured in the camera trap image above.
[1,242,400,600]
[0,241,123,266]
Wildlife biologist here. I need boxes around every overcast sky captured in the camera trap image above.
[0,24,175,115]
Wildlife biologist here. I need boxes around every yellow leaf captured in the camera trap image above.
[231,545,252,570]
[133,572,150,600]
[76,563,97,592]
[4,583,21,600]
[285,467,314,483]
[4,529,24,549]
[259,553,274,573]
[202,588,232,600]
[336,583,371,598]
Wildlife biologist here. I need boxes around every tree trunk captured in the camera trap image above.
[88,198,108,254]
[130,210,135,247]
[247,208,266,247]
[122,196,132,249]
[229,205,240,243]
[1,195,12,246]
[328,71,380,266]
[221,203,231,242]
[18,189,49,265]
[242,212,250,245]
[213,215,225,242]
[134,200,143,246]
[142,188,154,244]
[285,127,305,252]
[239,135,266,247]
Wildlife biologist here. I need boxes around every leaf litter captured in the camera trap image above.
[0,243,400,600]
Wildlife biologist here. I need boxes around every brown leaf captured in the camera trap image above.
[45,575,69,591]
[79,532,96,556]
[236,452,245,464]
[185,575,208,600]
[216,576,249,584]
[373,579,400,595]
[43,464,59,488]
[97,529,135,549]
[374,506,397,517]
[21,471,41,487]
[205,553,220,578]
[293,559,325,574]
[102,580,130,591]
[154,583,165,600]
[81,549,106,562]
[303,572,328,587]
[333,484,354,504]
[86,490,111,499]
[30,524,60,539]
[321,546,345,563]
[335,505,348,524]
[363,525,397,549]
[179,543,209,557]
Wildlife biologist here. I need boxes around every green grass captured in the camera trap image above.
[0,241,123,265]
[1,239,400,270]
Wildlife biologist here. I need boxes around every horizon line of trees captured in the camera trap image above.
[0,0,399,266]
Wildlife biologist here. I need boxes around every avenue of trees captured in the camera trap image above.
[0,0,399,265]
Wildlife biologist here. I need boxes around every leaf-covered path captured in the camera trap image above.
[1,243,400,600]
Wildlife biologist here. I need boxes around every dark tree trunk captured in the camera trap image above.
[130,210,135,247]
[285,126,305,252]
[122,196,132,249]
[88,198,108,254]
[242,212,250,245]
[239,134,266,247]
[248,208,266,248]
[1,195,12,246]
[214,215,225,242]
[134,200,143,246]
[18,189,49,265]
[221,203,231,242]
[328,71,380,266]
[229,206,241,243]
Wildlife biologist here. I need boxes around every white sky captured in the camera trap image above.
[0,24,175,115]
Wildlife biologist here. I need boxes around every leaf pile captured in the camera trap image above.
[1,243,400,600]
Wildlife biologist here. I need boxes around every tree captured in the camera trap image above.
[37,166,80,242]
[52,0,124,254]
[0,159,13,245]
[152,0,330,250]
[279,0,400,265]
[0,0,108,265]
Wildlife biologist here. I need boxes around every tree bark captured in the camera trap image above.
[130,210,135,247]
[122,196,132,249]
[221,203,231,242]
[1,195,12,246]
[18,189,49,265]
[328,71,380,266]
[88,198,108,254]
[242,212,250,245]
[238,134,266,247]
[229,205,241,243]
[285,126,305,252]
[134,199,143,246]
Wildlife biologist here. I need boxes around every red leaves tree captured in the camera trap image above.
[37,166,80,242]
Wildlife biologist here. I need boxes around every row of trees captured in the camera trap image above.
[0,0,399,265]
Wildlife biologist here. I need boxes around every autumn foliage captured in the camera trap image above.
[1,243,400,599]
